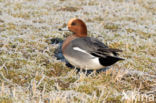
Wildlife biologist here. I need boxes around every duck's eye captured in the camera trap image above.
[71,22,76,26]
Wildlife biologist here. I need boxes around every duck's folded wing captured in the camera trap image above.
[71,37,124,59]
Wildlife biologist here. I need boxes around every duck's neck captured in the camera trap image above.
[75,33,87,37]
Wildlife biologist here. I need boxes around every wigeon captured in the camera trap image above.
[59,18,124,70]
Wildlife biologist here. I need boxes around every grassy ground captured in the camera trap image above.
[0,0,156,102]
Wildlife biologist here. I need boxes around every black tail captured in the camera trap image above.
[99,56,124,66]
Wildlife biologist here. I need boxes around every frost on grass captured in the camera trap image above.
[0,0,156,102]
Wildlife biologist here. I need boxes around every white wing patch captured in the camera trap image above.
[73,47,88,54]
[73,47,95,58]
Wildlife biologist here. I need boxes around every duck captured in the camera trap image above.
[59,18,124,70]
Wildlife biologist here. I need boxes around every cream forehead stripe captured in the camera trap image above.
[68,18,77,26]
